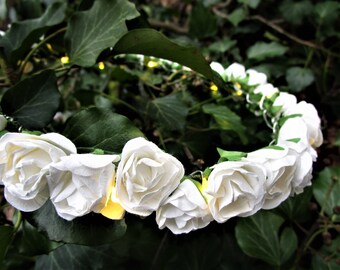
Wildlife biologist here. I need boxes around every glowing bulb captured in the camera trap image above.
[210,83,218,93]
[235,90,243,96]
[98,62,105,70]
[60,56,69,64]
[147,60,159,68]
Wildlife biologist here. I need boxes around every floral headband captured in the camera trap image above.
[0,60,323,235]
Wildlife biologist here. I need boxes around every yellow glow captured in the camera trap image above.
[60,56,69,64]
[46,43,53,51]
[146,60,159,68]
[309,137,315,145]
[201,177,209,191]
[210,83,218,93]
[234,82,241,90]
[100,185,125,220]
[235,90,243,96]
[98,62,105,70]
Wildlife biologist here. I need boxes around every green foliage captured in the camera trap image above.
[113,28,218,83]
[235,211,297,266]
[0,226,14,262]
[247,42,289,61]
[0,2,66,65]
[189,3,217,39]
[65,0,139,67]
[285,67,315,92]
[313,167,340,217]
[1,70,60,129]
[63,107,144,153]
[27,200,127,246]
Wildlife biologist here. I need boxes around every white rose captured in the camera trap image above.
[116,137,184,216]
[47,153,120,221]
[225,63,246,81]
[156,179,213,234]
[245,146,296,209]
[210,61,227,81]
[205,161,266,223]
[246,69,267,86]
[253,83,279,98]
[282,101,323,148]
[0,115,7,131]
[273,92,297,115]
[0,132,76,211]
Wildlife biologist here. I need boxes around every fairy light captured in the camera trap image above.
[210,83,218,93]
[60,56,69,64]
[98,62,105,70]
[147,60,159,68]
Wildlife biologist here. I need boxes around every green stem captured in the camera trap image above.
[18,27,67,77]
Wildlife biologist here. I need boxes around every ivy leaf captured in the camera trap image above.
[247,41,288,61]
[113,28,218,83]
[315,1,340,26]
[1,70,60,129]
[26,200,126,246]
[63,107,144,153]
[275,187,313,222]
[313,166,340,217]
[65,0,139,67]
[286,67,315,92]
[235,211,297,266]
[279,0,313,25]
[189,3,217,39]
[0,225,14,262]
[237,0,261,9]
[148,95,189,132]
[35,244,118,269]
[18,220,61,256]
[228,8,247,27]
[0,2,66,65]
[202,103,247,144]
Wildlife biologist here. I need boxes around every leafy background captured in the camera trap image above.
[0,0,339,269]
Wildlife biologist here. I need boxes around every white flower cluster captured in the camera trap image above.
[0,62,323,235]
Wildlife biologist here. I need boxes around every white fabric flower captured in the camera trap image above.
[47,154,119,221]
[245,146,296,209]
[116,137,184,216]
[273,92,297,115]
[0,133,76,211]
[225,63,246,81]
[156,179,213,234]
[0,115,7,131]
[282,101,323,148]
[210,61,227,80]
[205,161,266,223]
[254,83,279,98]
[246,69,267,86]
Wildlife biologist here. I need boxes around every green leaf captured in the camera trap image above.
[228,8,247,27]
[235,211,297,266]
[0,225,14,262]
[286,67,315,92]
[279,0,313,25]
[0,70,60,129]
[148,95,189,132]
[217,148,247,161]
[238,0,261,9]
[276,187,312,222]
[202,103,247,144]
[35,244,118,269]
[27,200,126,246]
[113,28,217,83]
[208,38,237,53]
[65,0,140,67]
[315,1,340,26]
[189,3,217,39]
[0,2,66,65]
[247,41,289,61]
[313,166,340,217]
[18,220,61,256]
[63,107,144,153]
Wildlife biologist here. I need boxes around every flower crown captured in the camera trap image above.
[0,60,323,235]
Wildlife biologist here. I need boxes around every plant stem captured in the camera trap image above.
[18,27,67,77]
